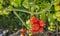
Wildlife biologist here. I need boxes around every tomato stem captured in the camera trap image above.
[13,11,30,30]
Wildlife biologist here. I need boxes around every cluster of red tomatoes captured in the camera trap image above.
[30,16,45,34]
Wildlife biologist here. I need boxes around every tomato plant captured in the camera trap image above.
[0,0,60,36]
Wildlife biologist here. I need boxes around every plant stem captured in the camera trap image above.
[13,11,29,30]
[0,8,32,14]
[55,22,58,36]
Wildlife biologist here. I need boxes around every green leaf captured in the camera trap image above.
[40,12,46,20]
[10,0,22,8]
[47,13,55,22]
[53,14,57,19]
[0,4,3,9]
[55,11,60,17]
[57,17,60,21]
[23,0,29,9]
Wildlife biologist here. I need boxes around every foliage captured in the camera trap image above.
[0,0,60,34]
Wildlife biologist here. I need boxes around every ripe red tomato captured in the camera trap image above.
[30,27,44,33]
[30,16,45,33]
[30,28,39,34]
[32,24,40,31]
[30,24,40,34]
[38,27,43,32]
[30,16,39,24]
[20,28,25,33]
[39,20,45,27]
[20,34,25,36]
[30,29,34,33]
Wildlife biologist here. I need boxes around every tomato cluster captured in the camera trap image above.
[30,16,45,34]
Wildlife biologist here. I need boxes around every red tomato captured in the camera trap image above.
[30,24,40,34]
[30,16,45,33]
[30,25,44,33]
[30,28,39,34]
[30,16,39,24]
[20,28,25,33]
[38,27,43,32]
[20,34,25,36]
[39,20,45,27]
[32,24,40,31]
[30,29,34,33]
